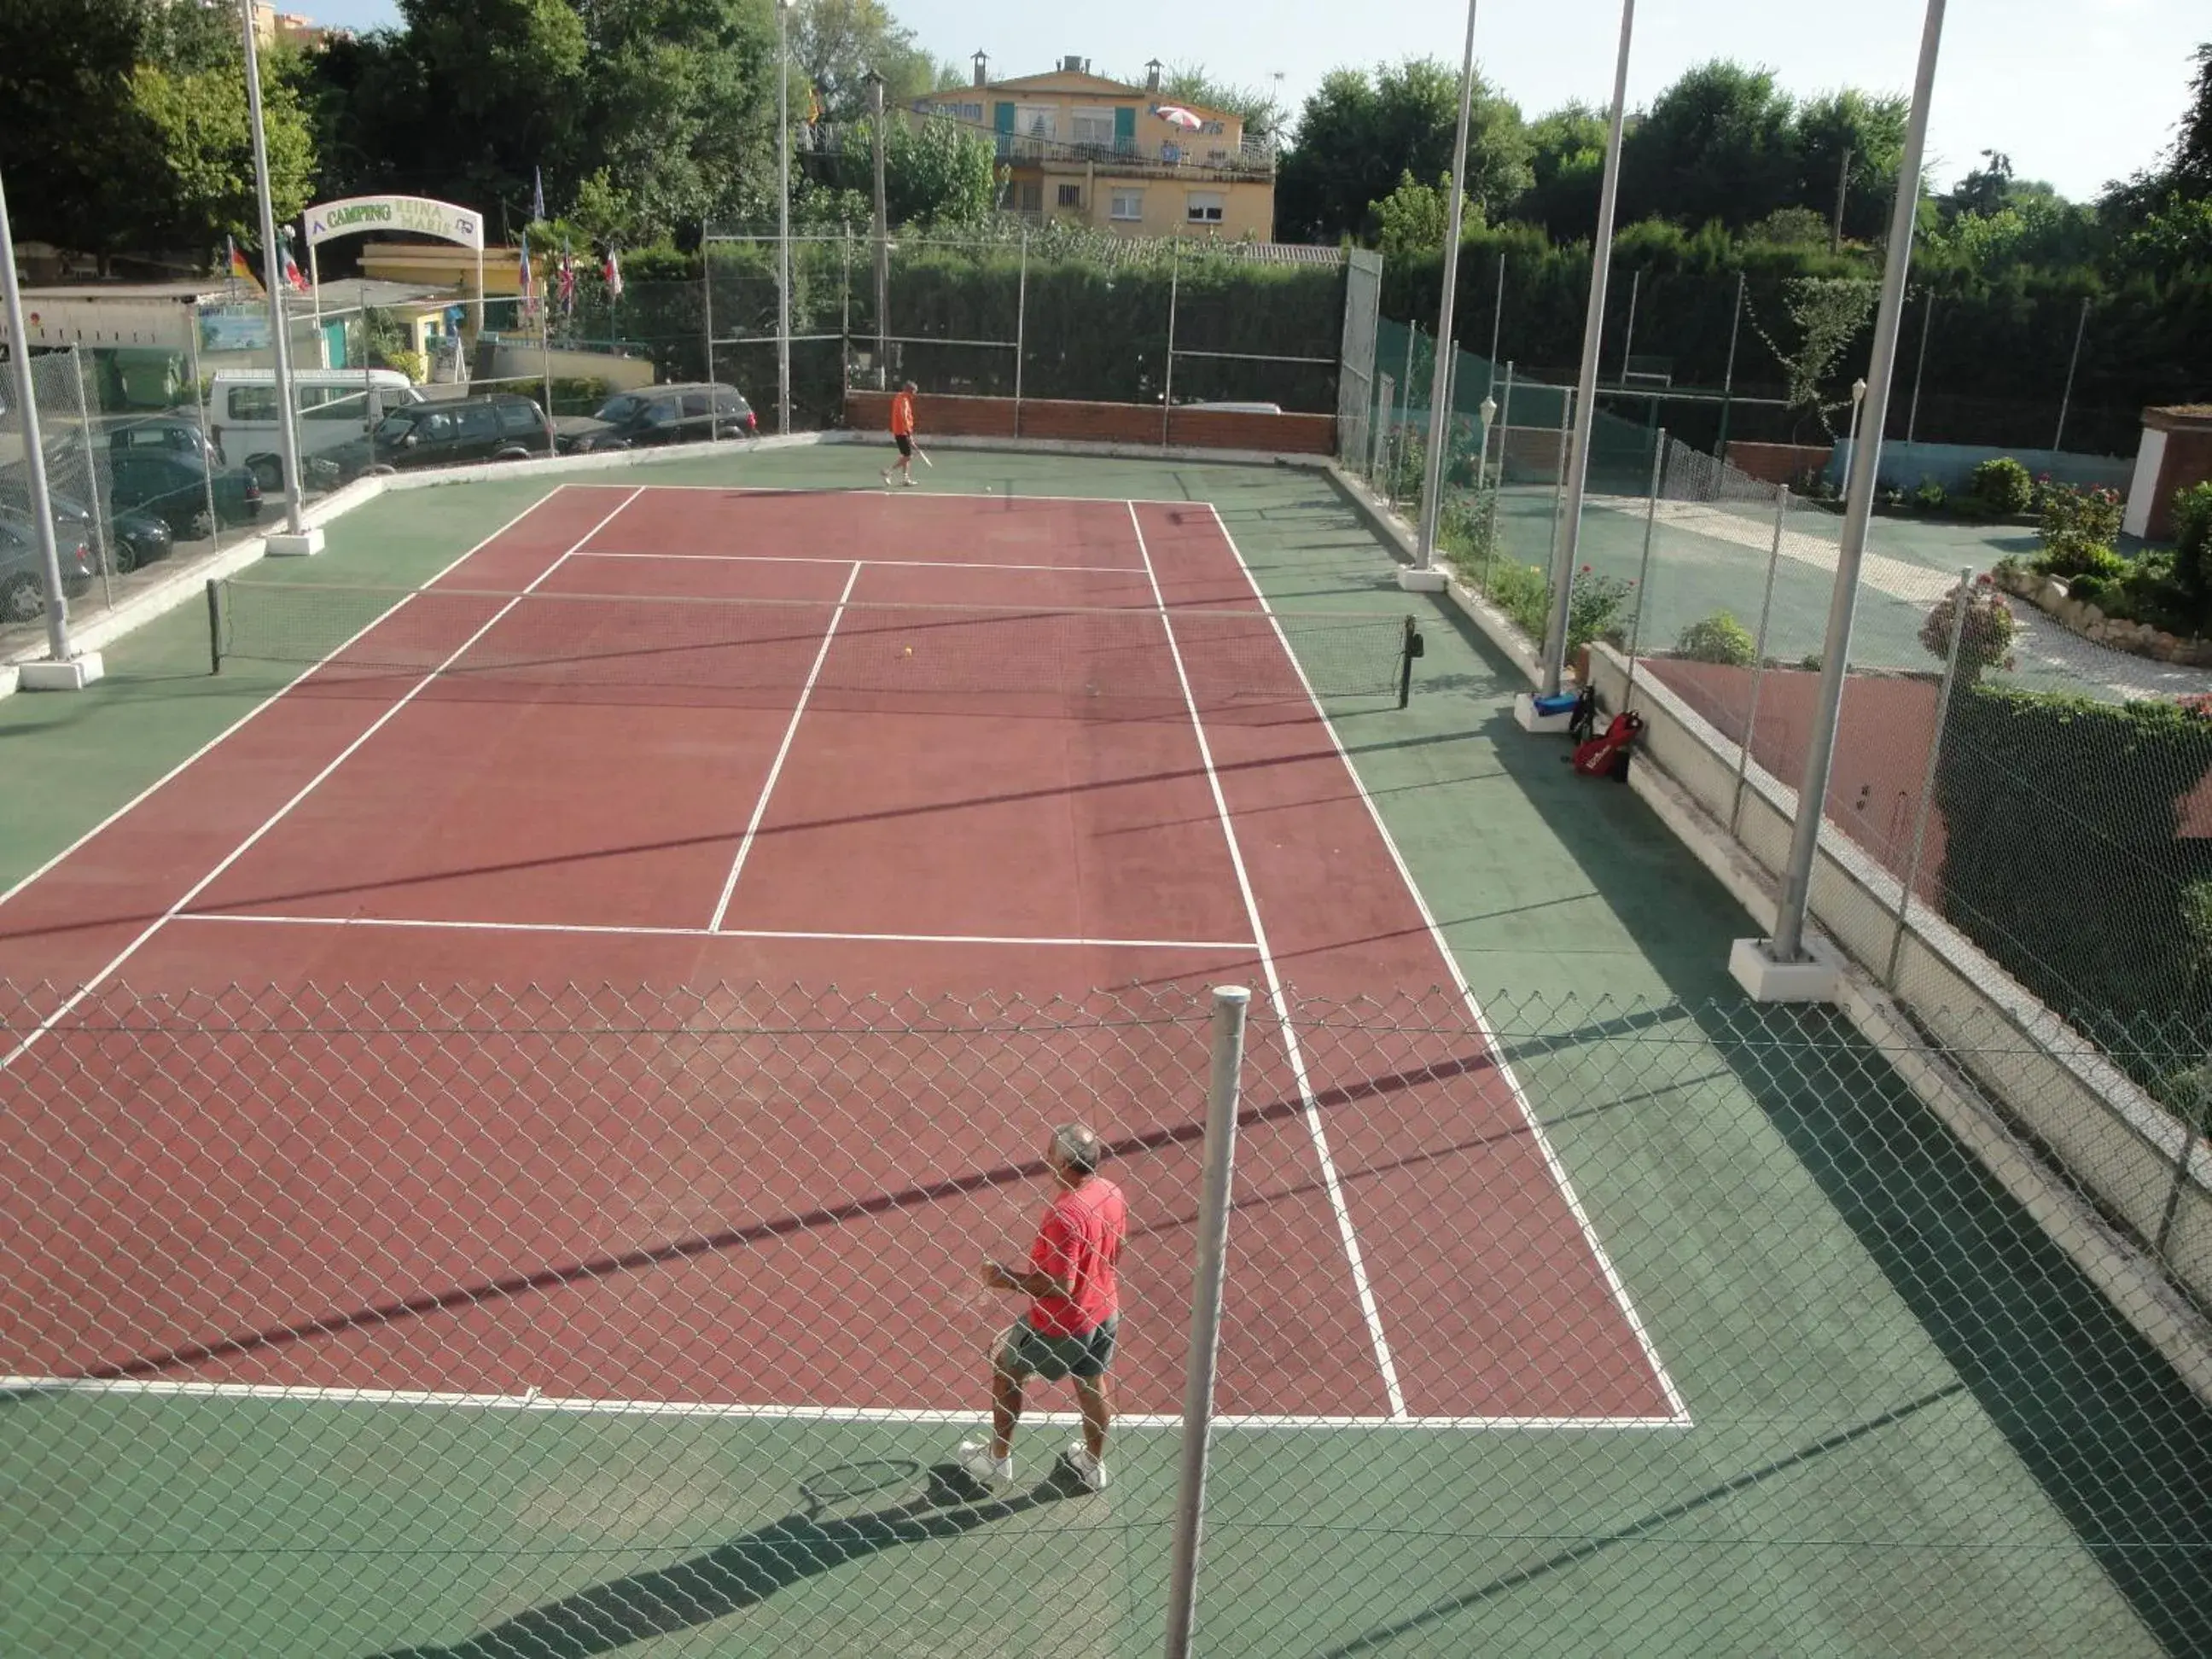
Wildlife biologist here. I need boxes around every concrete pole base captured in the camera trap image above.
[1729,936,1843,1004]
[20,652,105,691]
[265,527,326,558]
[1513,691,1575,735]
[1395,566,1448,593]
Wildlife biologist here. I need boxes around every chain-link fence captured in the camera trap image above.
[3,976,2208,1654]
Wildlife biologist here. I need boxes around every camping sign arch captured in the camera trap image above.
[300,195,486,331]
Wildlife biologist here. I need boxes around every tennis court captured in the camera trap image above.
[5,449,2208,1659]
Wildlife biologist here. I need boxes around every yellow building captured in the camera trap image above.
[914,56,1275,242]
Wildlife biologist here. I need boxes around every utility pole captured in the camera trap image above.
[870,72,891,390]
[774,0,793,434]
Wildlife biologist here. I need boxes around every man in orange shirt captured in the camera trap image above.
[882,380,920,487]
[958,1122,1126,1493]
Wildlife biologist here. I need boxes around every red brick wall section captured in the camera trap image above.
[1726,441,1834,487]
[843,392,1335,455]
[2149,428,2212,541]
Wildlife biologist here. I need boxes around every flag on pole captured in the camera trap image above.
[280,230,309,294]
[602,247,623,303]
[227,236,265,294]
[557,239,577,316]
[518,230,536,323]
[532,167,546,224]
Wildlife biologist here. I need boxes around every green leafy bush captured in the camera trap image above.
[2034,539,2127,582]
[1677,611,1757,666]
[1970,456,2034,515]
[1565,566,1635,653]
[1911,476,1947,512]
[2065,572,2108,606]
[2037,481,2124,572]
[1479,556,1552,643]
[2170,480,2212,609]
[1918,576,2017,681]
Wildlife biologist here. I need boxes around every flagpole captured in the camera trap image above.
[238,0,309,545]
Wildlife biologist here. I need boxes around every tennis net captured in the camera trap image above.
[206,577,1424,710]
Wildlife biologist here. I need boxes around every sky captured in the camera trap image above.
[303,0,2205,203]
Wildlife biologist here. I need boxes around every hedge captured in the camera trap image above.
[1933,685,2212,1071]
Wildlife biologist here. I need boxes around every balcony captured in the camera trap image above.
[993,136,1275,182]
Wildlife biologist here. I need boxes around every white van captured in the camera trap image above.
[206,369,426,491]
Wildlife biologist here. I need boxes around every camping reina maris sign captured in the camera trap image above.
[303,195,483,251]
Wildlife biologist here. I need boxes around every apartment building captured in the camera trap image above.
[914,55,1275,241]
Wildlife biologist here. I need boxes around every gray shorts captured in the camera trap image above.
[998,1316,1118,1382]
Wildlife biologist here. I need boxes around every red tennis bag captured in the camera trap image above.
[1571,710,1644,780]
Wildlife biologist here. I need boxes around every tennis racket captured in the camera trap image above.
[915,445,934,469]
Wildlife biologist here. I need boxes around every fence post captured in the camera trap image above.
[188,309,222,547]
[1163,985,1251,1659]
[1014,227,1028,437]
[1483,360,1515,595]
[1546,384,1575,588]
[1906,288,1935,444]
[1730,486,1790,839]
[1487,248,1505,398]
[1161,239,1180,450]
[1621,430,1667,709]
[0,170,74,663]
[67,346,114,608]
[2051,294,2090,461]
[1714,271,1744,461]
[2156,1104,2206,1262]
[1372,373,1394,486]
[701,221,714,413]
[1887,566,1974,988]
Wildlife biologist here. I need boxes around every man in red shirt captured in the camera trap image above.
[881,380,920,487]
[958,1122,1126,1493]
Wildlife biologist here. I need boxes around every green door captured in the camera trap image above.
[1114,106,1136,152]
[993,101,1016,159]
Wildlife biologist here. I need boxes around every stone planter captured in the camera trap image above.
[1993,562,2212,667]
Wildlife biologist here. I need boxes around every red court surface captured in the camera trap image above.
[0,483,1685,1429]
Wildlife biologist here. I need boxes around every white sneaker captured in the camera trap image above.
[880,469,894,486]
[955,1437,1011,1487]
[900,474,917,487]
[1061,1442,1109,1492]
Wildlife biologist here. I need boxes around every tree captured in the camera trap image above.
[2172,42,2212,194]
[127,51,318,254]
[1371,172,1456,263]
[1790,89,1907,243]
[1516,102,1608,235]
[1619,61,1798,230]
[0,0,166,260]
[1276,58,1529,244]
[792,0,936,122]
[802,114,995,228]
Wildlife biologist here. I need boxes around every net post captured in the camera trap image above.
[1398,616,1417,709]
[1163,984,1250,1659]
[206,578,223,674]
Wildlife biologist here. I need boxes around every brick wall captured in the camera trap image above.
[844,392,1336,455]
[2144,409,2212,541]
[1726,440,1832,487]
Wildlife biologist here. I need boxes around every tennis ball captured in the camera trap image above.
[903,645,913,656]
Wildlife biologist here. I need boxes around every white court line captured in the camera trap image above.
[626,481,1206,509]
[0,489,646,1077]
[708,562,861,931]
[0,1374,1685,1431]
[1127,500,1408,1422]
[569,550,1148,575]
[0,486,573,917]
[1204,503,1692,1427]
[175,911,1258,953]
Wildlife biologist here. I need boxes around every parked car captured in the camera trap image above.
[317,393,554,483]
[107,450,264,538]
[207,368,424,490]
[555,382,755,454]
[0,509,96,626]
[0,462,180,573]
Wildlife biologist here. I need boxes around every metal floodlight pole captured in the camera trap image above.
[1013,226,1028,434]
[1621,428,1665,707]
[1770,0,1947,966]
[1618,266,1640,385]
[1540,0,1635,696]
[701,218,715,404]
[238,0,306,534]
[1163,985,1252,1659]
[1412,0,1482,576]
[1487,248,1505,398]
[2052,294,2089,458]
[869,73,890,390]
[1888,565,1975,987]
[1161,239,1179,448]
[1844,376,1867,482]
[1714,270,1745,461]
[1906,286,1935,442]
[0,166,73,661]
[775,0,794,435]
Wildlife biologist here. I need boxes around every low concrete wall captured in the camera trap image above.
[1829,437,2133,498]
[1594,643,2212,1336]
[844,391,1336,455]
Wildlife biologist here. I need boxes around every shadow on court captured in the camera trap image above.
[371,1461,1087,1658]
